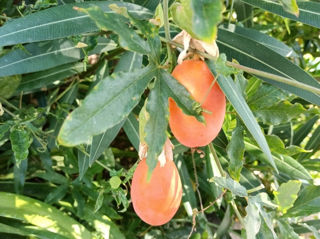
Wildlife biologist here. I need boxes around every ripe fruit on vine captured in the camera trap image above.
[169,60,226,147]
[130,158,182,226]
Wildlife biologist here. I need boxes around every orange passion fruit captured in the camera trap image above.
[169,60,226,147]
[130,158,182,226]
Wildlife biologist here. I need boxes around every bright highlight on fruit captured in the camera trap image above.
[130,158,182,226]
[169,60,226,147]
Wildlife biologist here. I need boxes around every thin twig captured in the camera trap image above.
[187,190,227,239]
[191,149,204,212]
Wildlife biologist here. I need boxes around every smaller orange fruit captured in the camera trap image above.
[130,158,182,226]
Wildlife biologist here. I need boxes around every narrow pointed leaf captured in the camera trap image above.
[209,63,277,172]
[89,120,124,166]
[0,1,152,47]
[299,125,320,160]
[0,192,92,239]
[58,65,156,146]
[123,113,140,152]
[240,0,320,28]
[175,155,198,216]
[223,24,297,58]
[0,37,114,77]
[17,62,85,94]
[217,28,320,105]
[293,115,319,146]
[145,75,169,171]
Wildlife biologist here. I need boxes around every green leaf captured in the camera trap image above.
[247,84,288,110]
[83,206,125,239]
[245,141,312,181]
[114,51,143,73]
[223,24,297,58]
[0,124,10,140]
[0,222,69,239]
[58,65,156,146]
[123,113,139,151]
[78,144,90,180]
[299,125,320,160]
[0,1,152,47]
[10,126,32,165]
[216,28,320,105]
[245,193,277,239]
[209,62,277,172]
[80,6,150,55]
[14,159,28,194]
[254,101,306,125]
[94,189,104,213]
[45,184,69,204]
[17,62,85,94]
[299,223,320,239]
[0,75,21,98]
[160,69,204,122]
[280,0,299,16]
[273,180,301,214]
[145,76,169,172]
[0,192,92,239]
[89,120,124,166]
[109,176,122,191]
[171,0,223,43]
[266,135,308,156]
[278,219,300,239]
[244,197,261,239]
[190,0,223,42]
[293,115,319,146]
[227,123,245,181]
[286,185,320,217]
[211,177,247,197]
[0,37,112,77]
[171,0,194,38]
[206,147,223,206]
[240,0,320,28]
[175,155,198,217]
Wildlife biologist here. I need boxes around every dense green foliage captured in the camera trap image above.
[0,0,319,238]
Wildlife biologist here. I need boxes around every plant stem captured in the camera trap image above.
[163,0,172,66]
[0,97,19,111]
[3,107,16,118]
[160,37,320,96]
[231,200,246,227]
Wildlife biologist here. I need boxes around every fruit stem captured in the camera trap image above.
[163,0,173,67]
[208,143,245,228]
[161,37,320,96]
